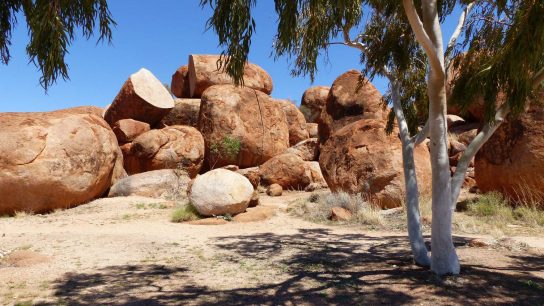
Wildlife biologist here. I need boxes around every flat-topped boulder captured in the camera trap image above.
[104,68,174,126]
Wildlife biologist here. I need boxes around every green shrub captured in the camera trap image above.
[209,135,242,168]
[171,203,200,223]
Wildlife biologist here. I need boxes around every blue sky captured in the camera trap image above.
[0,1,460,112]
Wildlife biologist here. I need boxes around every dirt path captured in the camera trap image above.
[0,192,543,305]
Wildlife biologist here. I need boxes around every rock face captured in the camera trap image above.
[319,119,432,209]
[275,99,309,146]
[306,123,318,138]
[189,169,254,216]
[259,153,326,190]
[112,119,151,143]
[237,167,261,188]
[0,111,122,215]
[160,98,201,127]
[104,68,175,126]
[171,65,190,98]
[286,138,319,161]
[301,86,329,123]
[318,70,383,143]
[123,125,205,177]
[188,54,273,98]
[330,207,352,221]
[62,106,105,117]
[475,106,544,205]
[199,85,289,169]
[108,169,190,199]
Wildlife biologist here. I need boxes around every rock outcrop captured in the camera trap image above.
[188,54,273,97]
[301,86,329,123]
[189,169,254,216]
[0,111,122,214]
[199,85,289,168]
[104,68,174,126]
[319,119,432,209]
[123,125,204,177]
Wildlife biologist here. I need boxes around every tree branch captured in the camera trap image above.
[411,120,429,145]
[341,25,368,53]
[450,103,510,207]
[533,66,544,87]
[445,3,474,70]
[402,0,444,76]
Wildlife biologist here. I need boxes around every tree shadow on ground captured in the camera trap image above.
[43,229,543,305]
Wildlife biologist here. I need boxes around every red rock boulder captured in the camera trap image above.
[259,153,327,190]
[112,119,150,143]
[0,111,123,215]
[274,99,309,146]
[319,119,432,209]
[301,86,330,123]
[171,65,190,98]
[475,106,544,205]
[318,70,383,144]
[199,85,289,169]
[104,68,174,126]
[123,125,204,177]
[188,54,273,98]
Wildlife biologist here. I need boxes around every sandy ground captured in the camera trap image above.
[0,192,543,305]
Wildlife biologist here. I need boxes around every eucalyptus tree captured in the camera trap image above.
[201,0,544,275]
[0,0,115,90]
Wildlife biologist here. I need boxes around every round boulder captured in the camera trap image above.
[301,86,329,123]
[319,119,432,209]
[318,70,383,144]
[274,99,309,146]
[109,169,191,200]
[123,125,204,177]
[0,111,122,215]
[189,169,254,216]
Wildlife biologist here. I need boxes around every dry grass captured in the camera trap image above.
[288,192,383,227]
[289,191,544,237]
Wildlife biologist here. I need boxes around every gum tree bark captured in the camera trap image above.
[390,80,431,266]
[403,0,460,275]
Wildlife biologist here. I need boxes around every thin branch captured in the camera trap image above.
[402,0,444,76]
[445,2,474,70]
[341,25,368,52]
[533,66,544,87]
[411,120,429,145]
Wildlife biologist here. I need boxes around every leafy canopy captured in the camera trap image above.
[0,0,115,90]
[202,0,544,127]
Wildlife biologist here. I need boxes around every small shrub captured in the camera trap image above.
[209,135,242,168]
[171,203,200,223]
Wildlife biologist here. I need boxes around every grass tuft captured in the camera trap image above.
[171,203,201,223]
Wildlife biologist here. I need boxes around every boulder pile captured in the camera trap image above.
[3,52,536,216]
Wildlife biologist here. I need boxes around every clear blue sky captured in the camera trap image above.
[0,1,460,112]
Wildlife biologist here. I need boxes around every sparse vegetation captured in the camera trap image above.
[288,192,383,226]
[171,203,201,223]
[209,136,242,168]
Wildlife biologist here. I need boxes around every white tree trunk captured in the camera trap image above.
[404,0,460,275]
[391,81,431,266]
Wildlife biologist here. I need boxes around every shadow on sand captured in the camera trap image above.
[42,229,543,305]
